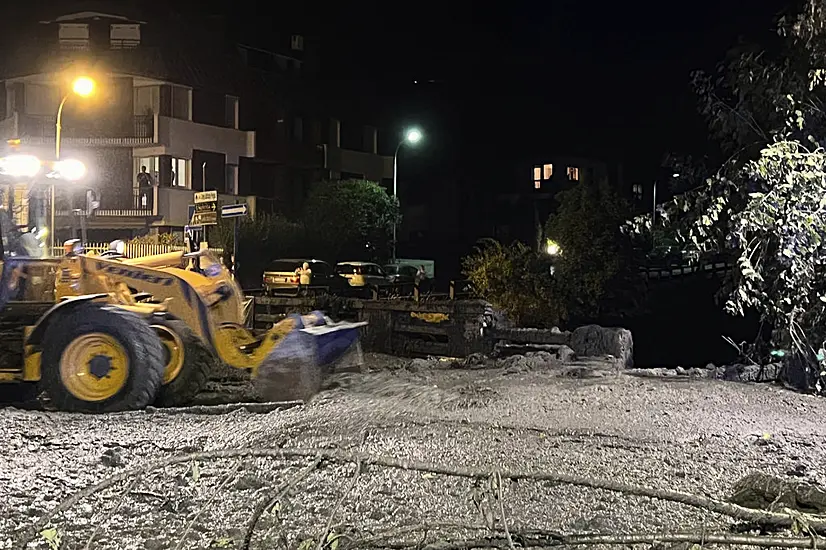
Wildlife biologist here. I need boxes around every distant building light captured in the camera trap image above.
[543,163,553,179]
[534,180,541,189]
[567,166,580,181]
[533,166,541,180]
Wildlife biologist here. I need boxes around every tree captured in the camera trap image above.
[216,213,303,289]
[664,153,709,195]
[302,179,401,262]
[662,0,826,392]
[462,239,562,327]
[546,179,642,323]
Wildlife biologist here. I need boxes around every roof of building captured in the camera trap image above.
[40,11,146,24]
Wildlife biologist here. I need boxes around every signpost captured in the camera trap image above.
[191,190,218,227]
[190,190,217,248]
[221,202,248,278]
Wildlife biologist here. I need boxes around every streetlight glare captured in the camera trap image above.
[53,159,87,181]
[545,239,561,256]
[406,128,423,144]
[0,155,42,178]
[72,76,95,98]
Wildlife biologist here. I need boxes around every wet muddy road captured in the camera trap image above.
[2,354,825,549]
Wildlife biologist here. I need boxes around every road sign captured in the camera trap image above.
[221,203,248,218]
[190,211,217,226]
[194,190,218,203]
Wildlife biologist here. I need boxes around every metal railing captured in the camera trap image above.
[18,114,154,140]
[56,188,157,217]
[51,242,224,258]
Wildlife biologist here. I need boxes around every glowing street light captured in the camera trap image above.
[57,76,96,159]
[392,127,424,263]
[71,76,95,98]
[0,155,42,179]
[51,75,96,250]
[545,239,561,256]
[51,159,87,181]
[405,128,423,144]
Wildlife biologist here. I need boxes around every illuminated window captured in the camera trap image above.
[543,164,553,179]
[534,180,541,189]
[567,166,580,181]
[533,167,541,180]
[632,183,643,199]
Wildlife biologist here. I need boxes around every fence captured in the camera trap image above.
[51,242,224,258]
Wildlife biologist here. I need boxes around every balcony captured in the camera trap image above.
[144,116,255,165]
[56,187,155,217]
[0,112,154,147]
[258,139,325,169]
[326,146,393,181]
[53,186,259,230]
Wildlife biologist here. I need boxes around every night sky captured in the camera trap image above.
[4,0,787,193]
[267,1,786,187]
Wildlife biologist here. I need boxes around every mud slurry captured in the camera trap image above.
[2,353,826,549]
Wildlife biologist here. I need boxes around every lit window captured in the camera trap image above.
[533,167,541,180]
[534,180,541,189]
[567,166,580,181]
[632,183,643,199]
[291,35,304,51]
[543,164,553,179]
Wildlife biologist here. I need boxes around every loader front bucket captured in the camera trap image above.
[253,311,366,402]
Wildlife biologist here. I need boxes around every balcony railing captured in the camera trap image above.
[56,187,156,217]
[18,114,154,141]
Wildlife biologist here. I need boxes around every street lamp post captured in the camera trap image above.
[51,76,95,251]
[391,128,422,263]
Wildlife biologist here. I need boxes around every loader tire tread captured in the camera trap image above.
[152,317,216,407]
[39,303,165,413]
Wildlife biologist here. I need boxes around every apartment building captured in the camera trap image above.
[0,7,396,242]
[490,156,616,246]
[0,10,260,243]
[236,41,393,216]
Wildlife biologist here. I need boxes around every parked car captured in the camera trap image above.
[383,263,420,285]
[335,261,390,289]
[263,258,348,295]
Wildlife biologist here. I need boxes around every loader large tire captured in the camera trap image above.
[152,316,215,407]
[39,303,165,412]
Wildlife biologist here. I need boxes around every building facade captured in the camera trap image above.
[0,8,394,242]
[491,155,615,247]
[236,39,393,216]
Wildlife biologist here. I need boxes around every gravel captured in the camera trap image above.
[2,353,826,550]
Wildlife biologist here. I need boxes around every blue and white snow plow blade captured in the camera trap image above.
[254,311,366,402]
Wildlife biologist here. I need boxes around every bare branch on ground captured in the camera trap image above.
[144,401,303,416]
[16,446,826,549]
[174,460,242,550]
[241,457,324,550]
[315,430,368,550]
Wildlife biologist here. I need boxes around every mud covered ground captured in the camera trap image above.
[2,354,826,550]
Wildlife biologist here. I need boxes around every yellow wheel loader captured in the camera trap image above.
[0,227,364,413]
[42,240,365,410]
